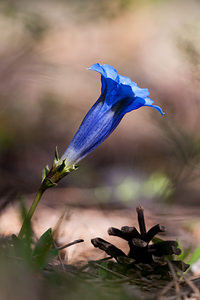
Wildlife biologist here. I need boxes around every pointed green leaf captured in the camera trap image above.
[32,228,58,269]
[177,240,192,262]
[18,200,33,250]
[187,245,200,266]
[33,228,53,255]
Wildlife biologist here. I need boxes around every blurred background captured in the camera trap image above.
[1,0,200,259]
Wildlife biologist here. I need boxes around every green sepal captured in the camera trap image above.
[41,148,78,191]
[53,146,59,167]
[42,177,57,189]
[42,165,50,181]
[55,146,59,161]
[57,159,66,172]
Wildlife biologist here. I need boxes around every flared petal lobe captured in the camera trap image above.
[62,63,164,166]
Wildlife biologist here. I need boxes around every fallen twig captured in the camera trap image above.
[56,239,84,250]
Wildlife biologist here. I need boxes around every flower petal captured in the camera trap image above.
[131,86,150,98]
[143,97,164,115]
[62,63,164,167]
[62,107,123,165]
[89,63,119,82]
[89,64,120,101]
[119,75,132,86]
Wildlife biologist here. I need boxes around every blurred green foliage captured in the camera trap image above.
[93,172,172,204]
[177,240,200,274]
[0,202,192,300]
[0,206,146,300]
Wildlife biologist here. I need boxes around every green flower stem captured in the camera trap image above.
[18,153,77,239]
[18,185,45,239]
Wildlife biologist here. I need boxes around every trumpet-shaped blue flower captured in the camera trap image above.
[62,63,164,166]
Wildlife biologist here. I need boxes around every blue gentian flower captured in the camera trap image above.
[62,63,164,166]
